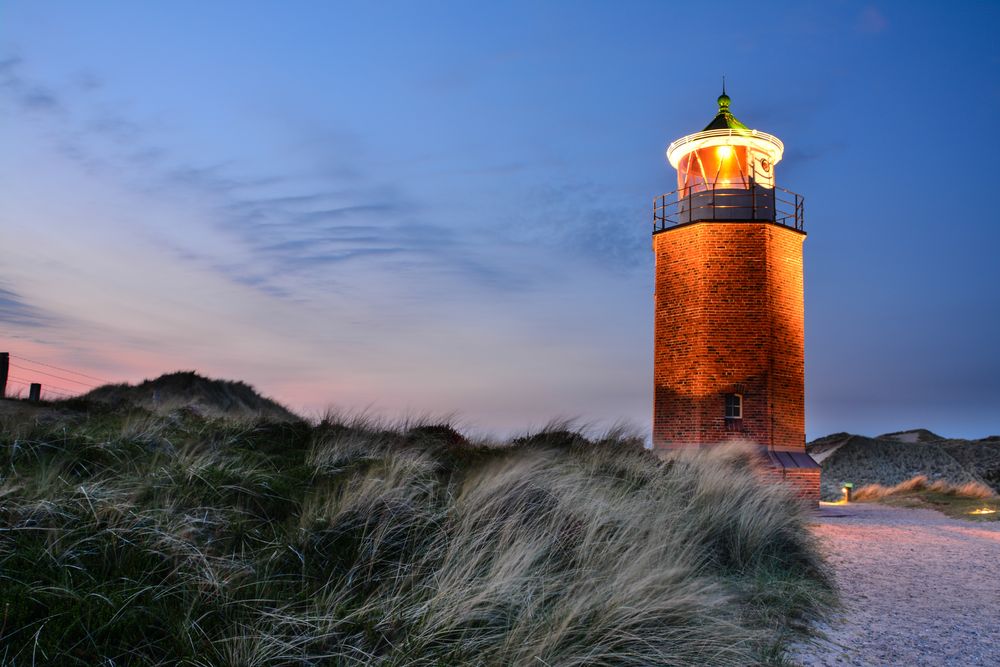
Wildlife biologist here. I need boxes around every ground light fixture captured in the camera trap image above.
[968,507,997,515]
[841,482,853,503]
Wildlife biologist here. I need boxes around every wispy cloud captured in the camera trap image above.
[0,285,54,328]
[0,55,530,301]
[0,56,64,114]
[514,182,648,272]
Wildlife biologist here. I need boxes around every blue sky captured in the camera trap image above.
[1,1,998,439]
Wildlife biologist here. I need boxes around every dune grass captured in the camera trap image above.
[851,474,999,522]
[0,403,833,665]
[853,474,995,501]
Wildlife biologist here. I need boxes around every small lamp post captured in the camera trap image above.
[841,482,854,503]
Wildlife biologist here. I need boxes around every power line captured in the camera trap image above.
[7,375,78,395]
[9,363,98,388]
[7,385,74,399]
[5,378,75,398]
[3,352,117,401]
[5,379,31,390]
[10,355,110,384]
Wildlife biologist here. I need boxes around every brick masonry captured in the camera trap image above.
[760,463,822,503]
[651,220,819,503]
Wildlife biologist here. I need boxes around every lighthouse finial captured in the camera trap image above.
[717,77,731,112]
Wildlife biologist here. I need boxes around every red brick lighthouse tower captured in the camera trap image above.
[652,88,819,501]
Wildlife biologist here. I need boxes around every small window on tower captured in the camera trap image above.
[725,393,743,419]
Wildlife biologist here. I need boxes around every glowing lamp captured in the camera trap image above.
[666,91,784,199]
[841,482,854,503]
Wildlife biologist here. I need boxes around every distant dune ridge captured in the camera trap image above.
[808,429,1000,500]
[80,370,299,421]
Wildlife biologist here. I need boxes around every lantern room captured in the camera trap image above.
[655,90,802,229]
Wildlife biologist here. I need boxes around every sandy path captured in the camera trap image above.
[791,503,1000,666]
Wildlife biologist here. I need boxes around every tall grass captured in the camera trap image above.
[0,406,832,665]
[853,474,995,501]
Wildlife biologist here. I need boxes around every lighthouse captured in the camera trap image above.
[652,88,819,501]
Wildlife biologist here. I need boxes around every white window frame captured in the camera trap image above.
[725,393,743,419]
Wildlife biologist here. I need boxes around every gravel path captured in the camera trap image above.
[790,503,1000,666]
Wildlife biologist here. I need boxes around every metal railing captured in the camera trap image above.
[653,184,804,233]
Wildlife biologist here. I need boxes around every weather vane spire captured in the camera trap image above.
[717,76,731,113]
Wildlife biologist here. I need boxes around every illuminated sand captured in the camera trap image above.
[791,503,1000,666]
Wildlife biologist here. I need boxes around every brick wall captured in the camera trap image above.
[652,221,806,452]
[760,465,821,504]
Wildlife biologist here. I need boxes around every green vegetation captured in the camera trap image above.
[0,381,832,666]
[852,475,1000,522]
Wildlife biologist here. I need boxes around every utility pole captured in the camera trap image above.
[0,352,8,399]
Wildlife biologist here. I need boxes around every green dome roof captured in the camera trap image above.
[702,90,749,132]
